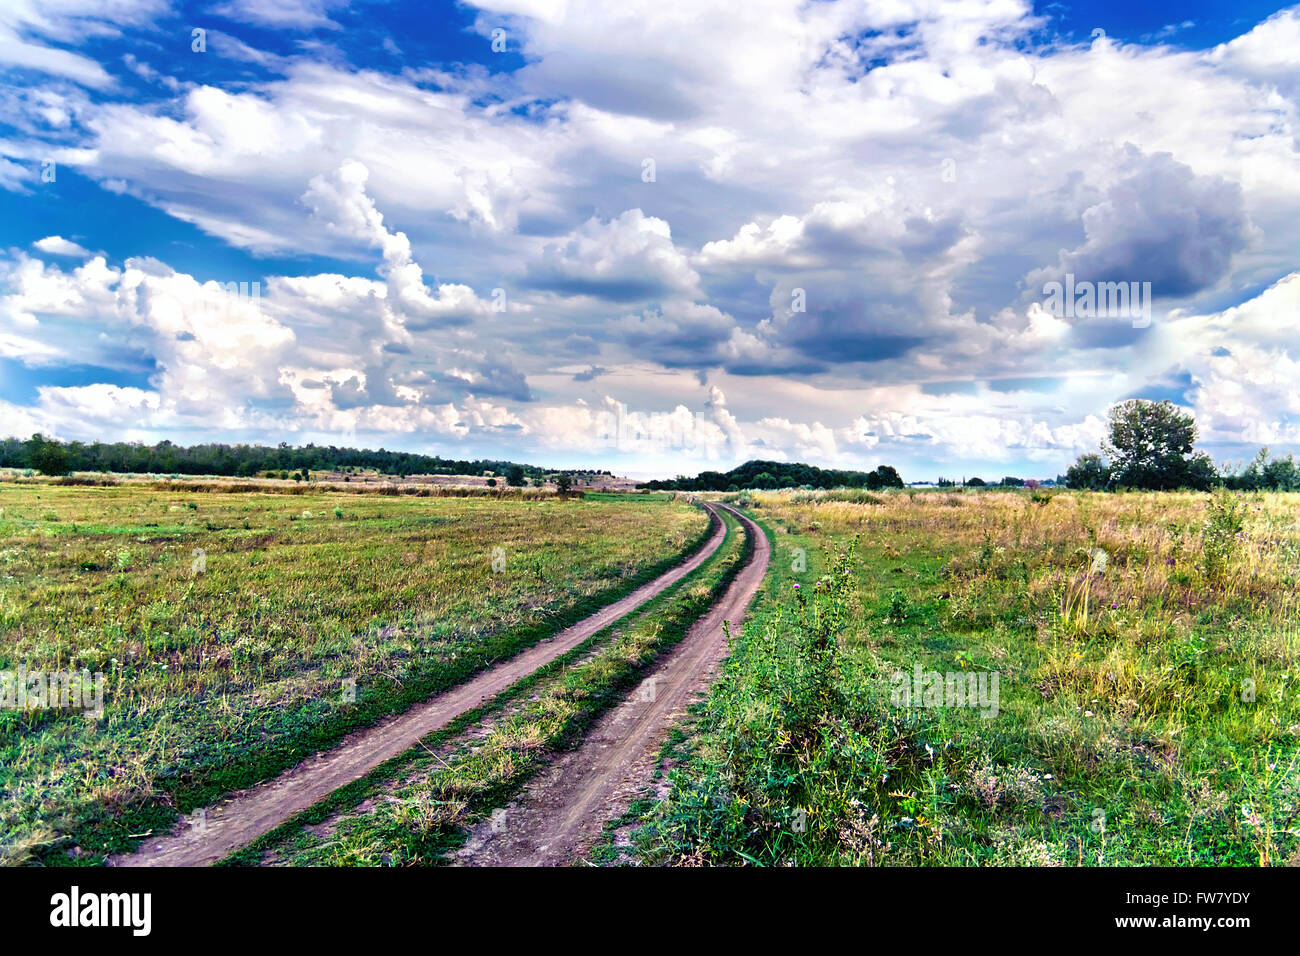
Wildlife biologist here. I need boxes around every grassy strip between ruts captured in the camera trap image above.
[2,490,712,865]
[227,506,750,866]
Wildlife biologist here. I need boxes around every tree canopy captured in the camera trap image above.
[1063,399,1262,491]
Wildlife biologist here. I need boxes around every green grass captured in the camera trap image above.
[235,507,749,866]
[633,489,1300,866]
[0,482,708,865]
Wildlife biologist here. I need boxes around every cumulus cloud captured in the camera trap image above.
[1170,273,1300,448]
[524,209,702,302]
[32,235,93,257]
[302,161,497,330]
[1025,149,1254,300]
[0,0,1298,475]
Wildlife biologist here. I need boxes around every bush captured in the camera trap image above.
[1201,490,1247,581]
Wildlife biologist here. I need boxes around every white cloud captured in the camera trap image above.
[210,0,349,31]
[1,0,1298,475]
[525,209,702,302]
[0,0,166,89]
[32,235,93,257]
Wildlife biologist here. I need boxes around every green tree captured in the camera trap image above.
[1064,452,1109,490]
[870,465,904,488]
[1102,399,1214,490]
[505,464,525,486]
[1263,453,1300,491]
[25,434,69,476]
[554,473,573,495]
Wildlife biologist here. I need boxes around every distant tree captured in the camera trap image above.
[1263,453,1300,491]
[554,473,573,495]
[636,459,904,492]
[1103,399,1215,490]
[1065,453,1110,490]
[505,464,525,486]
[870,465,904,488]
[25,434,69,476]
[1000,476,1024,487]
[486,477,497,487]
[1182,451,1220,491]
[1224,447,1300,491]
[966,477,987,487]
[937,477,955,487]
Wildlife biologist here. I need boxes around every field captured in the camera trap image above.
[5,479,1296,868]
[0,482,708,864]
[631,488,1300,866]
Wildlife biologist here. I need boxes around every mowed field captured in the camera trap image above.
[0,482,708,864]
[631,489,1300,866]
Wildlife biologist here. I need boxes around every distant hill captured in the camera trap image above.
[638,459,903,491]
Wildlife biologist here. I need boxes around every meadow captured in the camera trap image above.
[634,488,1300,866]
[0,481,707,865]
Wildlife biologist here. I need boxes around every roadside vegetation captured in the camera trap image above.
[0,482,707,865]
[630,488,1300,866]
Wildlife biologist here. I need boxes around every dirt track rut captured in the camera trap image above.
[453,503,769,866]
[112,504,726,867]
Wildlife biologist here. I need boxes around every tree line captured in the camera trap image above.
[0,434,568,482]
[638,459,904,491]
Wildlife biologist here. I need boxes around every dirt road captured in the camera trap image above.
[453,503,770,866]
[113,504,727,867]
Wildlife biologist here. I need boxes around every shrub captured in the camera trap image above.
[1201,490,1247,581]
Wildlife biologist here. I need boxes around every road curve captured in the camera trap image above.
[113,502,726,867]
[453,503,770,867]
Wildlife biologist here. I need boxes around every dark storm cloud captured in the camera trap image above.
[1028,149,1252,299]
[443,360,534,402]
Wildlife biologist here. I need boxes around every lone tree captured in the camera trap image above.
[504,464,525,486]
[554,472,573,495]
[1068,399,1217,491]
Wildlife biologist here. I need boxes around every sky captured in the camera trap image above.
[0,1,1298,481]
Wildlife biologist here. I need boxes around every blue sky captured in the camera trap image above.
[1,0,1298,480]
